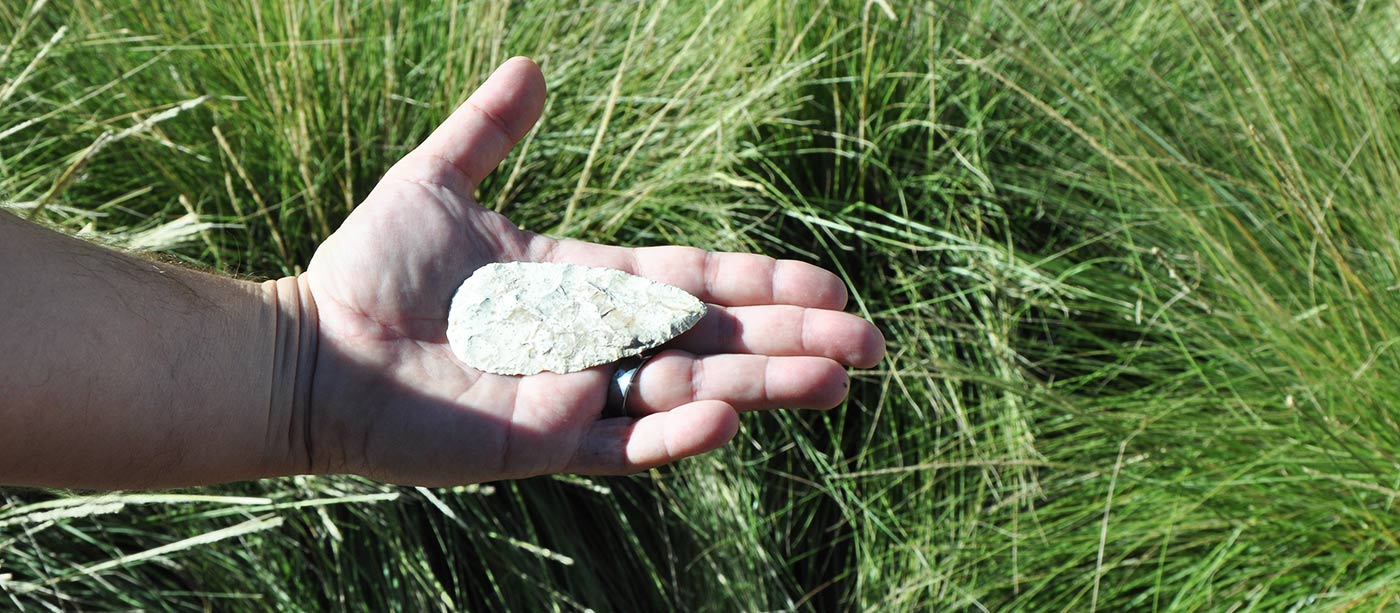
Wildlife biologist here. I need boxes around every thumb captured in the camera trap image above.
[396,56,546,191]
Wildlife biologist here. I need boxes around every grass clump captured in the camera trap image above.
[5,0,1400,610]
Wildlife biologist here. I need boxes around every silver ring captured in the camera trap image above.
[603,354,652,419]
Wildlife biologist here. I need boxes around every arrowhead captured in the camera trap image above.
[446,262,707,375]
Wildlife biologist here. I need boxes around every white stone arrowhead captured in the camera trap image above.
[446,262,707,375]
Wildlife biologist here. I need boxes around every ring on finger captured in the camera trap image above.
[603,353,655,419]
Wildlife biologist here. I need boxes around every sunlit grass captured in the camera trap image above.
[4,0,1400,610]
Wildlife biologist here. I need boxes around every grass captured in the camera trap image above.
[3,0,1400,610]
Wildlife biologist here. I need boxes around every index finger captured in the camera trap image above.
[525,236,849,310]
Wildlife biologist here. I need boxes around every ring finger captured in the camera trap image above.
[670,304,884,368]
[625,349,851,415]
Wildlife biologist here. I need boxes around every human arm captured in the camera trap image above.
[0,57,885,489]
[0,212,314,488]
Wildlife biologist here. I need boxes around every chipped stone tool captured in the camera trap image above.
[446,262,707,375]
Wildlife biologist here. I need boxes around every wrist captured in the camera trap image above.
[259,275,320,477]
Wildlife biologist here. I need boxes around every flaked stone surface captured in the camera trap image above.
[446,262,707,375]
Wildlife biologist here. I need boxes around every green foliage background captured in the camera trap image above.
[3,0,1400,610]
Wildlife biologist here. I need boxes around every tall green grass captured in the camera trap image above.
[4,0,1400,610]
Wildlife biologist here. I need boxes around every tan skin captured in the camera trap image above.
[0,58,885,489]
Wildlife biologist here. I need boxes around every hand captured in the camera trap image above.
[301,58,885,486]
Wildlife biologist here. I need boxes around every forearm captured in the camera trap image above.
[0,212,314,488]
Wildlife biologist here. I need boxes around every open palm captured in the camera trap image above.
[301,58,884,486]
